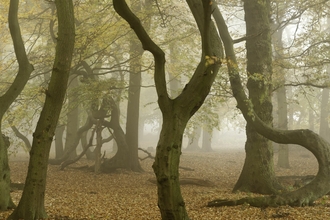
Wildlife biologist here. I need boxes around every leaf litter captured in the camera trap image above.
[1,148,330,219]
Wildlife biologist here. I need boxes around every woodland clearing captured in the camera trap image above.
[1,147,330,220]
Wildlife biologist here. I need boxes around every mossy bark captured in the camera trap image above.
[113,0,223,219]
[213,4,330,208]
[233,0,283,194]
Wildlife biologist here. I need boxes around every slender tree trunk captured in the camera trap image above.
[319,87,330,141]
[185,126,201,151]
[272,24,290,168]
[64,74,79,158]
[8,0,75,218]
[277,85,290,168]
[309,108,315,131]
[54,125,65,159]
[233,0,283,194]
[126,32,143,172]
[94,121,103,173]
[0,0,34,210]
[201,126,212,152]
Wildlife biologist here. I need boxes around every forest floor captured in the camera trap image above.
[1,147,330,220]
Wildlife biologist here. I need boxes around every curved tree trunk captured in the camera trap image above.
[113,0,223,219]
[232,0,283,194]
[101,98,129,172]
[0,0,34,211]
[8,0,75,218]
[212,5,330,207]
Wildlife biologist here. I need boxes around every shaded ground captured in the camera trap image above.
[1,148,330,219]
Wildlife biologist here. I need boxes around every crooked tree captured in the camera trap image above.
[8,0,75,219]
[0,0,34,210]
[208,2,330,208]
[113,0,223,218]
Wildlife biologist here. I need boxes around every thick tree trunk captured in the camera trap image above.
[213,5,330,207]
[152,113,190,219]
[232,0,283,194]
[8,0,75,219]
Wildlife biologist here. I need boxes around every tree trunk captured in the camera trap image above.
[214,5,330,207]
[232,0,283,194]
[185,126,201,151]
[54,125,65,159]
[319,87,330,141]
[64,73,80,159]
[101,98,130,172]
[0,0,34,210]
[8,0,75,218]
[273,25,290,168]
[113,0,222,219]
[201,126,212,152]
[126,8,144,171]
[152,112,190,219]
[94,121,103,173]
[0,134,15,211]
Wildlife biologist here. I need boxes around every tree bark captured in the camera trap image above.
[185,126,201,151]
[0,0,34,211]
[201,126,212,152]
[232,0,283,194]
[8,0,75,218]
[273,25,290,168]
[64,73,80,159]
[125,1,144,172]
[213,5,330,207]
[54,125,65,159]
[319,87,330,141]
[113,0,222,219]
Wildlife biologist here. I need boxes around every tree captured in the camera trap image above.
[113,0,223,219]
[8,0,75,218]
[0,0,34,211]
[208,1,330,208]
[232,0,283,194]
